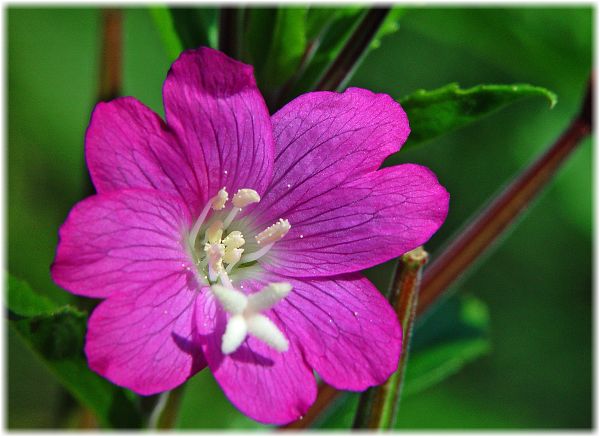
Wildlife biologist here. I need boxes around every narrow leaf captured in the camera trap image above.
[284,7,366,100]
[7,274,142,428]
[400,83,557,148]
[148,7,184,61]
[261,8,308,89]
[168,7,218,52]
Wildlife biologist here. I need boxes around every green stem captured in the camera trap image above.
[147,385,185,429]
[353,247,428,429]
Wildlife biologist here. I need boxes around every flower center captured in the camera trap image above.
[187,187,292,355]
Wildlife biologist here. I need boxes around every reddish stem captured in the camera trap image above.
[280,76,593,430]
[417,79,592,316]
[316,8,390,91]
[98,9,122,102]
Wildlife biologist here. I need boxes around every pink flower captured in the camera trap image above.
[51,47,449,425]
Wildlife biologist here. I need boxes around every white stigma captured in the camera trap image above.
[211,282,292,354]
[255,219,291,246]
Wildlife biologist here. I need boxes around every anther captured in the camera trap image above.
[223,231,245,249]
[212,187,229,210]
[206,220,224,244]
[223,247,244,265]
[232,189,261,208]
[255,219,291,246]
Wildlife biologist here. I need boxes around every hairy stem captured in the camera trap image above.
[353,248,428,429]
[316,7,390,91]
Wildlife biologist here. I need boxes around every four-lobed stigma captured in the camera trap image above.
[187,187,292,354]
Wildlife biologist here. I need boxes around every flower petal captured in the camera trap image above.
[196,291,316,425]
[85,97,202,213]
[242,273,402,391]
[260,164,449,276]
[85,278,205,395]
[51,189,193,298]
[163,47,274,200]
[251,87,409,223]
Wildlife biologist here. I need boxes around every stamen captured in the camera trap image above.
[222,189,260,229]
[223,231,245,249]
[232,189,261,208]
[187,189,229,247]
[204,243,224,282]
[223,247,244,265]
[222,207,241,229]
[239,243,273,264]
[212,187,229,210]
[206,220,223,244]
[255,219,291,246]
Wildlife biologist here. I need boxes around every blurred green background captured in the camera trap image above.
[8,6,592,429]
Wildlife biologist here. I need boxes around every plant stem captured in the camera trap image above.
[98,9,122,102]
[219,8,241,59]
[279,75,593,430]
[282,383,340,429]
[147,385,186,429]
[352,247,428,429]
[86,8,123,198]
[316,7,390,91]
[417,78,593,317]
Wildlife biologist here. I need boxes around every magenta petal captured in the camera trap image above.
[252,87,410,222]
[85,281,205,395]
[262,164,449,277]
[163,47,274,199]
[86,97,202,213]
[243,273,402,391]
[51,189,194,298]
[195,291,317,425]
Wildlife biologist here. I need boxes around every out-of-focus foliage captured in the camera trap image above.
[7,275,142,428]
[7,6,591,430]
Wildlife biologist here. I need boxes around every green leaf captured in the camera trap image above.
[285,7,366,100]
[261,8,308,89]
[370,7,405,50]
[8,274,57,317]
[168,7,218,53]
[400,83,557,148]
[148,7,184,62]
[7,274,142,428]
